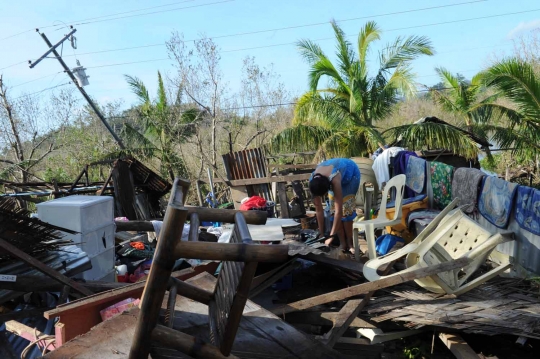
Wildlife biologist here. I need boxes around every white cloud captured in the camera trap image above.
[507,19,540,39]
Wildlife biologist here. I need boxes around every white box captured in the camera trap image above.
[61,224,116,256]
[76,247,115,281]
[37,195,114,233]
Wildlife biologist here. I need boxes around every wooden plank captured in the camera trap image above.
[0,237,93,296]
[174,241,290,262]
[0,307,52,322]
[283,311,377,328]
[438,333,479,359]
[202,173,312,186]
[277,182,290,218]
[299,253,364,274]
[271,257,471,315]
[322,260,395,347]
[5,320,57,352]
[249,260,299,298]
[0,275,126,293]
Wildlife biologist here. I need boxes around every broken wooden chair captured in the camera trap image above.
[129,178,289,359]
[363,198,514,295]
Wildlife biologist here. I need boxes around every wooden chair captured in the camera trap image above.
[129,178,289,359]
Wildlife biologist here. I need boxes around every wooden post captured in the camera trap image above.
[189,213,200,241]
[272,257,471,315]
[438,333,479,359]
[0,237,93,296]
[195,180,204,207]
[277,182,289,218]
[128,179,189,359]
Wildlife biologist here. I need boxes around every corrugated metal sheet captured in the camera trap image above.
[222,148,271,200]
[0,245,91,304]
[126,157,171,196]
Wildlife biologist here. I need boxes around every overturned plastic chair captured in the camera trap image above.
[353,174,406,259]
[363,198,514,295]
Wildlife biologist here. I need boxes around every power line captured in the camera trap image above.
[44,0,491,60]
[11,82,71,100]
[0,0,222,41]
[10,71,63,88]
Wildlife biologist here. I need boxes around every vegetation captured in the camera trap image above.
[1,25,540,196]
[272,21,434,158]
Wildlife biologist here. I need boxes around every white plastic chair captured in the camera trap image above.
[353,174,406,259]
[362,198,514,295]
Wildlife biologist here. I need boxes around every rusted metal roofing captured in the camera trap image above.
[222,148,272,200]
[125,157,171,197]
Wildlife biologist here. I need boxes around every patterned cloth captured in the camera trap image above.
[406,156,426,194]
[393,151,419,199]
[311,158,361,221]
[515,186,540,235]
[451,167,486,214]
[430,161,454,209]
[478,176,518,228]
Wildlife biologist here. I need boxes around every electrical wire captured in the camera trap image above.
[10,71,63,88]
[51,0,493,59]
[11,82,71,100]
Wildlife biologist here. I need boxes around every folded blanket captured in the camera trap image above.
[478,176,518,228]
[406,156,426,195]
[451,167,486,214]
[430,161,454,210]
[515,186,540,235]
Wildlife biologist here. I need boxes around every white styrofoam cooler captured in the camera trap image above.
[75,247,115,281]
[61,224,116,257]
[36,195,114,233]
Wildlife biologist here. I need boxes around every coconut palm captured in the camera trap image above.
[481,58,540,161]
[120,71,201,180]
[272,21,434,158]
[385,68,496,159]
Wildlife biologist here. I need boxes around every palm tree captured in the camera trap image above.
[481,58,540,162]
[272,21,434,158]
[121,72,200,180]
[385,68,496,159]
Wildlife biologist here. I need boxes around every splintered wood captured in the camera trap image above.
[363,278,540,339]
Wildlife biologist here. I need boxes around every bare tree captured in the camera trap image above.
[0,77,76,182]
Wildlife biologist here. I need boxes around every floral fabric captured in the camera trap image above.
[515,186,540,235]
[478,176,518,228]
[430,161,454,210]
[406,156,426,194]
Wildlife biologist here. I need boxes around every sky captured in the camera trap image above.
[0,0,539,109]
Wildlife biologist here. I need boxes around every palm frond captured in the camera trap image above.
[125,75,150,104]
[271,124,333,154]
[379,35,434,71]
[331,20,356,80]
[156,71,168,111]
[483,58,540,120]
[293,92,354,129]
[357,21,381,76]
[384,122,480,159]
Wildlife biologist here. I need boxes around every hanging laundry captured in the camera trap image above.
[405,156,426,195]
[392,151,419,198]
[372,147,404,188]
[430,161,454,210]
[478,176,518,228]
[451,167,486,214]
[515,186,540,235]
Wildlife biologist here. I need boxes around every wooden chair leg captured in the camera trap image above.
[128,205,189,359]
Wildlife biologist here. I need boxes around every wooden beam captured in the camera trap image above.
[321,260,396,347]
[202,173,311,186]
[439,333,480,359]
[277,182,290,218]
[0,237,93,296]
[284,311,376,328]
[299,253,364,275]
[5,320,57,352]
[115,206,267,230]
[271,257,471,315]
[174,241,290,263]
[0,275,128,293]
[249,260,300,298]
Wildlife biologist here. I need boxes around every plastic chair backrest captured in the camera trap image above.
[379,174,406,221]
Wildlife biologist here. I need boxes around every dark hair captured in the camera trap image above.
[309,174,331,196]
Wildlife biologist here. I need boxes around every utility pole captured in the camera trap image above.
[29,27,125,149]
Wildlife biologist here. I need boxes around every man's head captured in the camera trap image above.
[309,173,331,197]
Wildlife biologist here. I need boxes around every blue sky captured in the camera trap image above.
[0,0,539,108]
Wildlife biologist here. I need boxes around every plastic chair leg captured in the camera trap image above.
[365,223,377,259]
[353,228,360,262]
